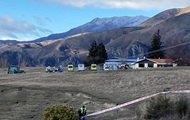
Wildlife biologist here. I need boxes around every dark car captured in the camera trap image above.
[8,65,26,74]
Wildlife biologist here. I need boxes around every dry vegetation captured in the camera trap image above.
[0,67,190,120]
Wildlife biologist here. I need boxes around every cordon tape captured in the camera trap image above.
[85,90,190,117]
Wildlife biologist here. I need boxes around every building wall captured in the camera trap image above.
[134,59,175,69]
[135,59,155,68]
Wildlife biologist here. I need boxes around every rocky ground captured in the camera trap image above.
[0,67,190,120]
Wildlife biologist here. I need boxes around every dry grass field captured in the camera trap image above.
[0,67,190,120]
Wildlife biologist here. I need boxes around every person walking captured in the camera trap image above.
[78,106,86,120]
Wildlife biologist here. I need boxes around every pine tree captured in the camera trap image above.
[97,42,108,63]
[84,41,108,66]
[89,41,98,57]
[148,29,165,58]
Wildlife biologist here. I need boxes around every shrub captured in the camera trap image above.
[142,95,190,120]
[175,97,189,118]
[42,105,78,120]
[143,95,173,119]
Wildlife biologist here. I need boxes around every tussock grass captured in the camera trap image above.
[141,95,190,120]
[0,67,190,119]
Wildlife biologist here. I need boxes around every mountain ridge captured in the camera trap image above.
[32,16,149,42]
[1,6,190,67]
[0,16,149,44]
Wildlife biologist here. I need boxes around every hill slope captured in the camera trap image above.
[140,6,190,27]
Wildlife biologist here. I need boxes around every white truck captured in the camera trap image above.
[78,64,85,71]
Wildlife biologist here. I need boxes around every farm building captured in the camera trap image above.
[133,58,176,69]
[104,58,142,70]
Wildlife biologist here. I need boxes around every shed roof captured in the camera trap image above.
[105,58,141,62]
[148,59,173,64]
[135,58,173,64]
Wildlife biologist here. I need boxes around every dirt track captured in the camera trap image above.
[0,67,190,120]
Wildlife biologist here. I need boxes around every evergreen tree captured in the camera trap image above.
[97,42,108,63]
[148,29,165,58]
[84,41,108,66]
[89,41,98,57]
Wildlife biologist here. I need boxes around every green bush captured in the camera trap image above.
[143,95,173,119]
[42,105,78,120]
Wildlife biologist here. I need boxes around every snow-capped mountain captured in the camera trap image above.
[33,16,149,42]
[77,16,149,32]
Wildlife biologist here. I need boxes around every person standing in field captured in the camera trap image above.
[78,106,86,120]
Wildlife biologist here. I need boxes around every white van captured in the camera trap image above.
[78,64,85,71]
[103,64,110,71]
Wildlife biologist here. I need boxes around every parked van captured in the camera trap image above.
[78,64,85,71]
[91,64,97,71]
[68,64,74,72]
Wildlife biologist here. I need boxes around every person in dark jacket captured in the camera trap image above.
[78,106,86,120]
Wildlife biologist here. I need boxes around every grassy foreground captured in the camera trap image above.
[0,67,190,120]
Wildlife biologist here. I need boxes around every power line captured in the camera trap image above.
[128,41,190,58]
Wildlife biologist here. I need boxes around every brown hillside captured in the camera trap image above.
[140,6,190,27]
[177,6,190,16]
[107,12,190,58]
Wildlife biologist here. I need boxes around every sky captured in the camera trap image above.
[0,0,190,41]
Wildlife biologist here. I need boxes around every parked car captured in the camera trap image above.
[8,65,25,74]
